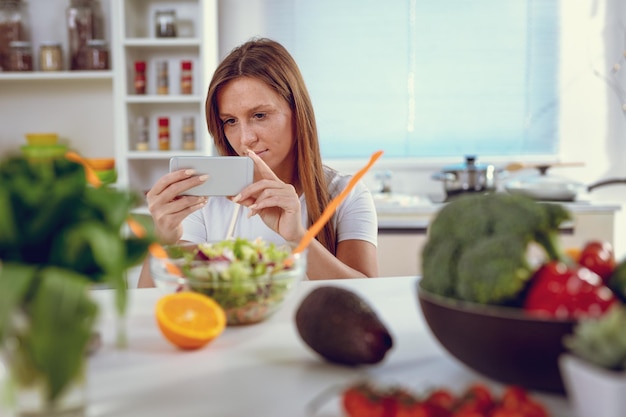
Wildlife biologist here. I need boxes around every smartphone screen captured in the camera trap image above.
[169,156,254,196]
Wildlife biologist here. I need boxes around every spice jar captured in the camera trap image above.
[136,116,149,151]
[39,41,63,71]
[157,117,170,150]
[8,40,32,71]
[134,61,146,94]
[85,39,108,70]
[182,116,196,150]
[0,0,29,71]
[156,60,169,95]
[180,60,193,94]
[154,9,177,38]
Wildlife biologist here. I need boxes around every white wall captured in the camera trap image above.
[217,0,626,257]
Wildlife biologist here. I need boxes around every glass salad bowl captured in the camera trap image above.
[150,238,307,325]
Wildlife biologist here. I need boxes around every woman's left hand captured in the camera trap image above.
[232,150,305,244]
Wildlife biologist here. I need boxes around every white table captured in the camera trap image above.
[83,277,574,416]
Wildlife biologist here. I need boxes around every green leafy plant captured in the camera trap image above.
[563,305,626,371]
[0,155,154,403]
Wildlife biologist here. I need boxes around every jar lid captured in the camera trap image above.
[135,61,146,71]
[40,41,62,47]
[87,39,108,47]
[158,117,169,126]
[9,41,31,48]
[181,60,192,70]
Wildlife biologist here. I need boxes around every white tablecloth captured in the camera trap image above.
[4,277,576,417]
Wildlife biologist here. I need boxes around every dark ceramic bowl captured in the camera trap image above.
[417,279,576,394]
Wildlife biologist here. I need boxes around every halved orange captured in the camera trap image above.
[155,292,226,350]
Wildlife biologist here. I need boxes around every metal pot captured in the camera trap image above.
[431,156,501,198]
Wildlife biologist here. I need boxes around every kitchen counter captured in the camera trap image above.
[374,194,622,277]
[375,193,622,230]
[17,278,574,417]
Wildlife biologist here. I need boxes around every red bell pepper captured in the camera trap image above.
[523,261,618,319]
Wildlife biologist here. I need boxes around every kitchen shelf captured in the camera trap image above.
[0,0,115,160]
[125,95,203,104]
[112,0,218,195]
[123,38,201,47]
[126,150,206,159]
[0,0,218,197]
[0,71,114,81]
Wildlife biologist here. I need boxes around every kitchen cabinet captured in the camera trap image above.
[0,0,218,198]
[377,202,621,277]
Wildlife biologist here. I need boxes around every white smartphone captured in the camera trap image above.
[169,156,254,196]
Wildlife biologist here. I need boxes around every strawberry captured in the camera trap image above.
[523,261,618,319]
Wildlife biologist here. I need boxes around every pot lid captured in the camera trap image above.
[441,156,496,173]
[504,170,585,201]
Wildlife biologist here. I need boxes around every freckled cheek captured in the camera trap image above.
[223,126,242,147]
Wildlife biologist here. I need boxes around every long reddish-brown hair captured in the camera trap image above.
[205,38,336,254]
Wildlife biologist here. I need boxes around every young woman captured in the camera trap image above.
[138,38,378,286]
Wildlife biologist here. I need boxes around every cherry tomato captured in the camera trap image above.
[578,240,616,283]
[461,383,494,412]
[342,384,386,417]
[500,385,528,410]
[424,388,455,411]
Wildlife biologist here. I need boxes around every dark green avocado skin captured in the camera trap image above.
[295,286,394,366]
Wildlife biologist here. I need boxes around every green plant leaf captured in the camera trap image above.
[0,186,17,248]
[49,221,124,279]
[0,263,38,343]
[84,187,139,230]
[27,267,98,402]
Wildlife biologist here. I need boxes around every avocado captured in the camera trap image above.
[295,285,393,366]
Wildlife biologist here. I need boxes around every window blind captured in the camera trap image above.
[218,0,560,160]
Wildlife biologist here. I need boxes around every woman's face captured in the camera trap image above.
[217,76,296,180]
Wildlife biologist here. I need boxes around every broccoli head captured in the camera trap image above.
[420,193,571,305]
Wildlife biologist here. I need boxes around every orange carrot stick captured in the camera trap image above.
[65,151,102,188]
[149,242,183,276]
[292,150,384,254]
[126,216,147,238]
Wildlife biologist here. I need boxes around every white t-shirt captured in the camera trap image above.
[181,165,378,247]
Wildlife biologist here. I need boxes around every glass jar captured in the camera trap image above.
[39,41,63,71]
[134,60,146,94]
[66,0,100,70]
[156,60,169,95]
[158,117,170,151]
[136,116,149,151]
[85,39,108,70]
[182,116,196,150]
[154,9,177,38]
[8,40,32,71]
[0,0,29,71]
[180,60,192,94]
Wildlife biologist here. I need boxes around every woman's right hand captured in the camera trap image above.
[146,169,209,244]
